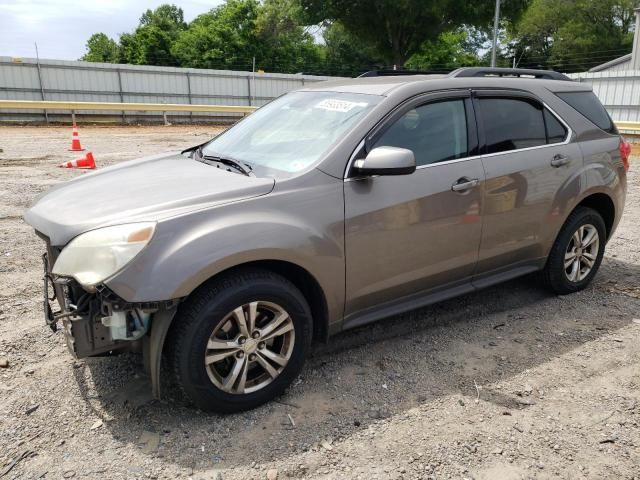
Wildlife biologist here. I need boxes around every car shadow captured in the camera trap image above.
[73,256,640,472]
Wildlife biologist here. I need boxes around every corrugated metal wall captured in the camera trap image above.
[4,57,638,124]
[569,70,640,122]
[0,57,341,122]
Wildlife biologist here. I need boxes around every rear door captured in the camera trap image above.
[344,91,485,316]
[472,90,583,282]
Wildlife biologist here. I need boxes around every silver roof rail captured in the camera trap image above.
[449,67,572,81]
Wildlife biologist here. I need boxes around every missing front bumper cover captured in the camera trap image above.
[42,252,137,358]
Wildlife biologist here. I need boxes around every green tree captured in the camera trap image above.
[406,29,484,71]
[81,33,119,63]
[172,0,323,73]
[322,22,383,75]
[256,0,324,73]
[299,0,529,67]
[117,4,187,66]
[511,0,636,72]
[172,0,262,69]
[140,4,186,30]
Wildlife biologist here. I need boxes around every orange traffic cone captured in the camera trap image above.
[69,122,85,152]
[59,152,96,169]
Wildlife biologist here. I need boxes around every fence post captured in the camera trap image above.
[247,75,252,106]
[117,69,125,124]
[186,71,193,124]
[34,56,49,124]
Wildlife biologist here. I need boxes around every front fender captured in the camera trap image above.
[105,176,345,324]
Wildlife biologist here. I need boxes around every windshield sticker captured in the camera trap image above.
[314,99,368,113]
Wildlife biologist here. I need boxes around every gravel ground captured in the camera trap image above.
[0,125,639,480]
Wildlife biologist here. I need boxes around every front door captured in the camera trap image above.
[344,92,485,316]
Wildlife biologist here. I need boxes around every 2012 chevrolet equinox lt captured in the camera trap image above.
[25,67,629,412]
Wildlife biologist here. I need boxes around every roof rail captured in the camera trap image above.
[449,67,572,81]
[358,69,445,78]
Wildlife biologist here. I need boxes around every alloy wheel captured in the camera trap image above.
[204,301,295,394]
[564,224,599,283]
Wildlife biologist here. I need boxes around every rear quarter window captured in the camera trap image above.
[556,91,617,134]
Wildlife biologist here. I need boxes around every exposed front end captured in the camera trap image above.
[40,232,177,359]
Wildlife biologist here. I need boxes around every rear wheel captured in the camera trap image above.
[542,207,606,294]
[169,268,312,412]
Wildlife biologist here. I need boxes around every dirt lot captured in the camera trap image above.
[1,125,639,480]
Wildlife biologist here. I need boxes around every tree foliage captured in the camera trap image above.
[117,5,187,65]
[509,0,636,72]
[172,0,322,72]
[171,0,262,69]
[322,22,383,75]
[81,33,119,63]
[299,0,529,66]
[80,0,637,75]
[406,29,486,71]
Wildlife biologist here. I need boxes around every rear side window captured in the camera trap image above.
[478,98,547,154]
[556,91,616,134]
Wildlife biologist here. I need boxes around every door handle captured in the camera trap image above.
[451,178,480,192]
[551,154,571,167]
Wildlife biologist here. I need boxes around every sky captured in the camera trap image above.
[0,0,223,61]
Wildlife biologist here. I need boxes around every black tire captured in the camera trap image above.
[168,268,312,413]
[542,207,606,295]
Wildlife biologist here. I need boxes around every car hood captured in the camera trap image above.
[24,152,275,246]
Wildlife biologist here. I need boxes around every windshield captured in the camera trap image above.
[202,91,382,173]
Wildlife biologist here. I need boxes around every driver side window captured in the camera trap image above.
[373,99,469,167]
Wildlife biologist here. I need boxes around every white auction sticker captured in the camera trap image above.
[314,99,368,112]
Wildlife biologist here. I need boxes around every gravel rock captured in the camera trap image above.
[266,468,278,480]
[90,419,103,430]
[321,440,333,451]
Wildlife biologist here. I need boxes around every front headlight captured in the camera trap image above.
[52,222,156,289]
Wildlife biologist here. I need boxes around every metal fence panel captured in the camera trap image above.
[0,56,342,122]
[4,57,640,126]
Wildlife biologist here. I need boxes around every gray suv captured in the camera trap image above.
[25,67,629,412]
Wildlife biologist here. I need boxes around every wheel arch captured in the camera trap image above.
[148,259,330,400]
[188,259,330,344]
[574,192,616,240]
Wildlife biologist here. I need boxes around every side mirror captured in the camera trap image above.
[352,146,416,176]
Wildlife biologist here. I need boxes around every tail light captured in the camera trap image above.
[619,137,631,172]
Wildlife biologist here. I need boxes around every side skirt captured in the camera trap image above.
[340,259,544,334]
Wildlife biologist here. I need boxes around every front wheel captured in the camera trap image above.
[169,268,312,412]
[542,207,606,295]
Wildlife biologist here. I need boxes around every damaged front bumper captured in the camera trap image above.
[42,250,177,360]
[43,251,122,358]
